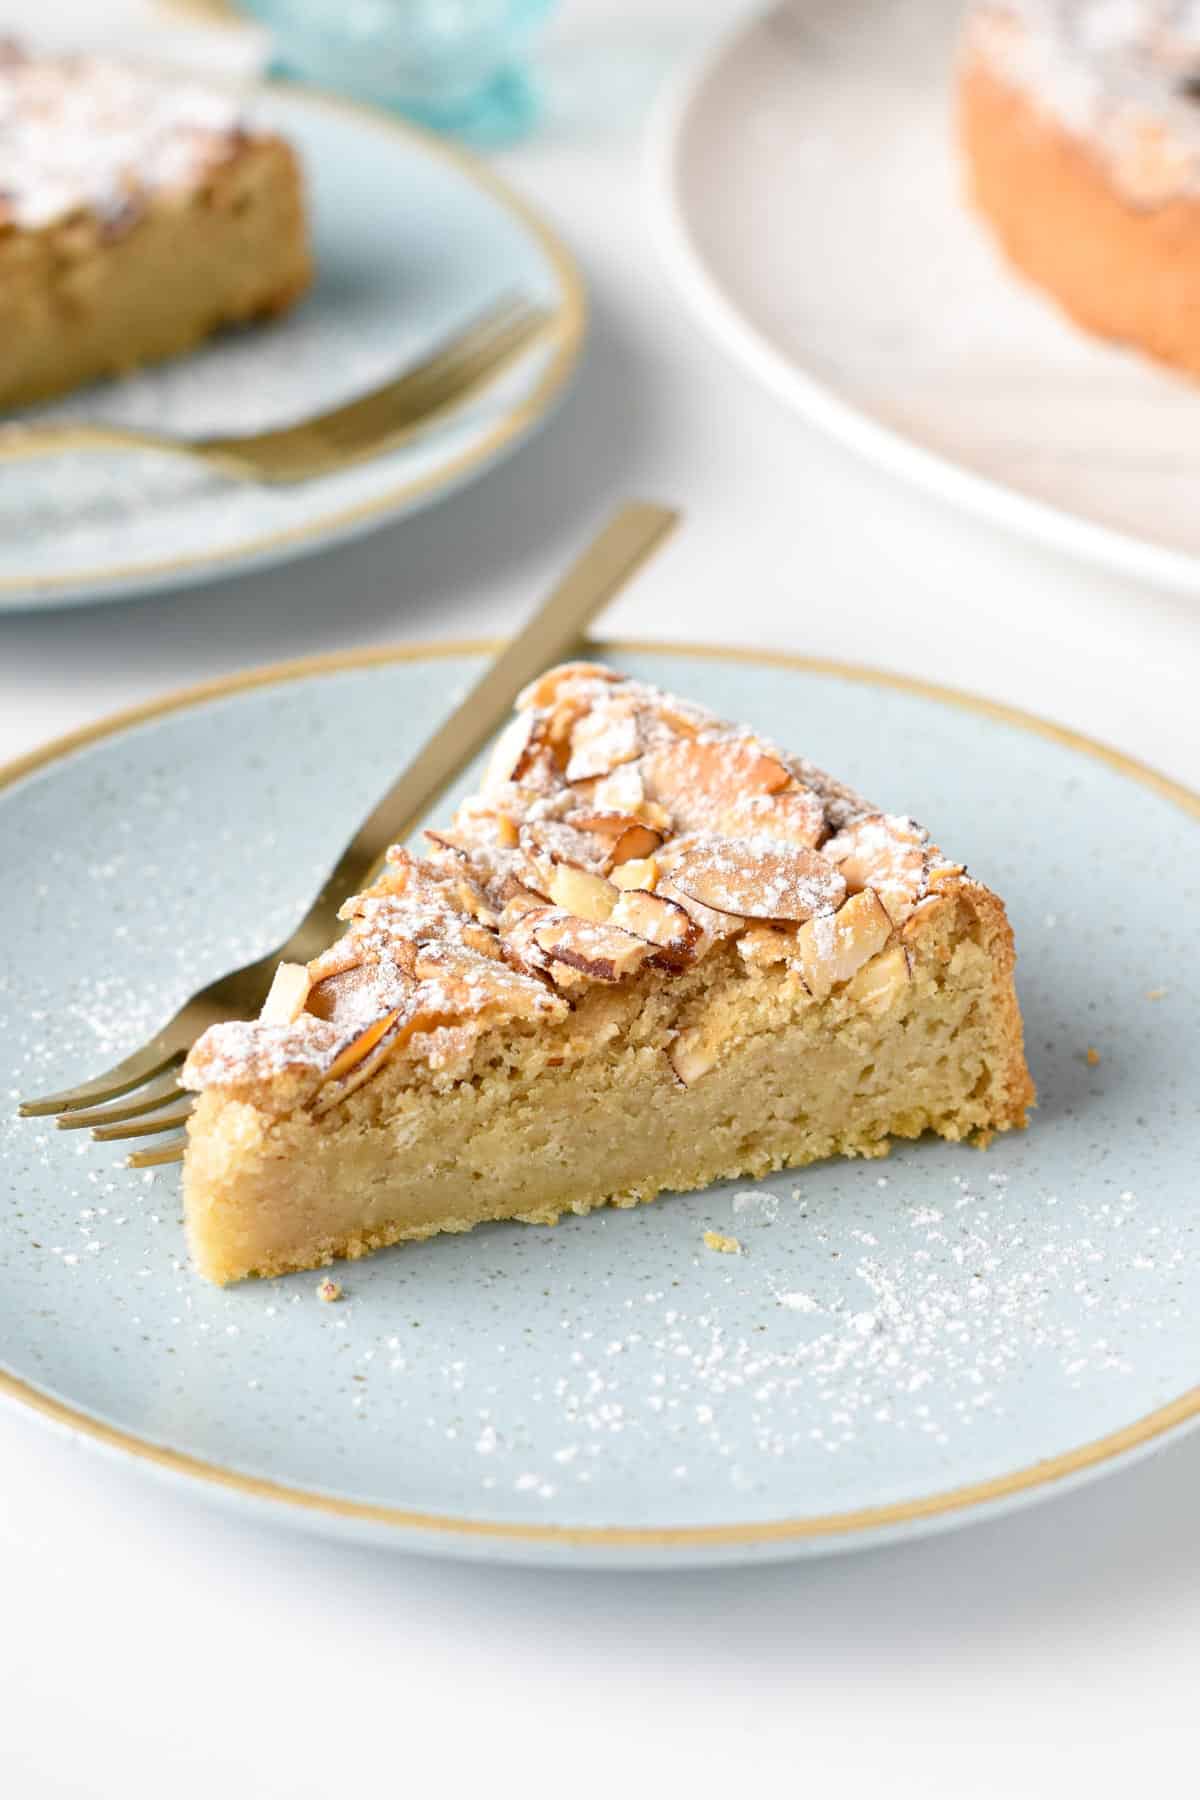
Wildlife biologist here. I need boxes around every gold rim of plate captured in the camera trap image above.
[3,639,1198,1551]
[0,86,588,599]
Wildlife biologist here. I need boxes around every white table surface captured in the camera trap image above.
[4,4,1200,1794]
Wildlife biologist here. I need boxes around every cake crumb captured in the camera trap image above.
[704,1230,742,1255]
[1086,1046,1101,1066]
[1145,988,1167,1002]
[316,1277,343,1303]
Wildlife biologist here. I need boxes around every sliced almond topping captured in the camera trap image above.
[592,763,646,815]
[519,819,610,874]
[668,1029,715,1087]
[926,858,965,889]
[567,812,664,867]
[306,936,366,982]
[323,1009,401,1084]
[612,855,658,892]
[845,944,911,1014]
[495,812,519,849]
[312,1007,462,1114]
[484,710,542,791]
[422,828,467,860]
[609,888,702,966]
[642,736,790,831]
[716,785,826,849]
[565,701,641,782]
[445,875,500,933]
[498,887,550,930]
[259,962,311,1026]
[517,662,624,711]
[669,836,845,923]
[548,864,618,923]
[655,875,746,940]
[411,943,559,1020]
[608,821,664,865]
[532,914,652,984]
[823,814,928,925]
[305,961,376,1023]
[794,888,892,1000]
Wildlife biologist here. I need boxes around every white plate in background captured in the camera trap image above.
[651,0,1200,593]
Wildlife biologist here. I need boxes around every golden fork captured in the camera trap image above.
[18,500,681,1164]
[0,296,553,484]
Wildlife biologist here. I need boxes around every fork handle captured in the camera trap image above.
[279,501,680,965]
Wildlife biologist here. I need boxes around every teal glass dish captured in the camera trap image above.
[238,0,557,144]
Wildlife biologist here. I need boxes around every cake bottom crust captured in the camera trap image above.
[959,59,1200,378]
[185,885,1033,1284]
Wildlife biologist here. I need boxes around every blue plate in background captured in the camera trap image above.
[0,86,585,613]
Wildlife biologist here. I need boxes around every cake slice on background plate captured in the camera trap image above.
[959,1,1200,377]
[182,662,1035,1284]
[0,45,311,409]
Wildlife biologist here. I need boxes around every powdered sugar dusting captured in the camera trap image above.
[0,49,245,230]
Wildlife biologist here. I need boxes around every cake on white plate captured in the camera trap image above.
[959,1,1200,376]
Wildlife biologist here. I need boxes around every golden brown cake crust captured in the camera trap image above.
[182,662,1035,1283]
[959,37,1200,377]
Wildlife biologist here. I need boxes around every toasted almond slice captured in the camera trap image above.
[668,1029,715,1087]
[517,662,624,711]
[565,702,642,782]
[655,875,746,940]
[548,864,618,923]
[498,886,550,930]
[532,914,652,983]
[259,962,311,1026]
[305,960,369,1021]
[716,785,826,849]
[846,944,912,1014]
[794,889,892,1000]
[500,903,558,975]
[484,711,541,791]
[926,858,966,889]
[609,888,702,966]
[567,812,665,867]
[642,736,790,830]
[823,814,928,924]
[608,822,664,865]
[520,818,611,874]
[592,763,646,814]
[669,835,845,923]
[323,1009,401,1085]
[423,828,468,860]
[495,812,519,849]
[312,1007,462,1114]
[443,874,500,933]
[612,855,658,892]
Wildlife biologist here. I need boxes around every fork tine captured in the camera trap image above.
[55,1073,186,1131]
[91,1105,194,1144]
[317,303,547,451]
[311,295,532,436]
[127,1139,187,1170]
[322,307,551,455]
[19,1045,185,1118]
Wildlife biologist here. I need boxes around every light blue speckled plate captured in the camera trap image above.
[2,644,1198,1567]
[0,89,584,613]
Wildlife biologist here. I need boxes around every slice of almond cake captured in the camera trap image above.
[181,662,1035,1284]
